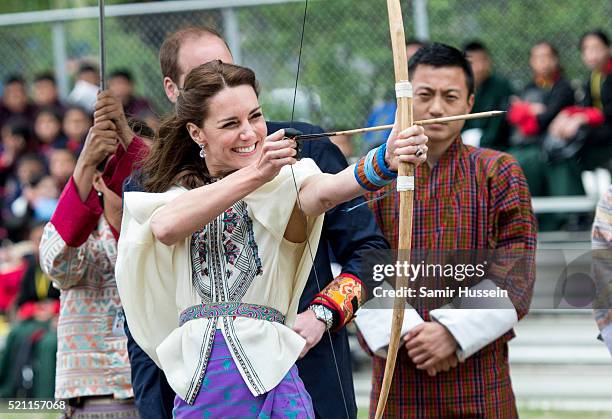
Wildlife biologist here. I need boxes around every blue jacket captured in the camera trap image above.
[268,121,388,419]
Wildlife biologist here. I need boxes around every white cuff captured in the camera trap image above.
[355,307,424,358]
[355,282,425,359]
[429,279,518,361]
[430,308,517,361]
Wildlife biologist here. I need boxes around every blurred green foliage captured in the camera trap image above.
[238,0,612,128]
[0,0,610,130]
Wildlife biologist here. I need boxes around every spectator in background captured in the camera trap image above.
[3,154,46,210]
[507,41,575,197]
[33,108,66,157]
[48,148,76,190]
[32,73,65,115]
[68,63,100,112]
[362,38,427,150]
[1,118,31,189]
[109,69,158,130]
[0,221,59,399]
[62,105,92,154]
[0,76,38,131]
[547,29,612,172]
[462,41,513,150]
[2,154,51,241]
[9,174,59,227]
[0,243,28,314]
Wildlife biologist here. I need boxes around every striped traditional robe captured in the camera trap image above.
[365,137,537,418]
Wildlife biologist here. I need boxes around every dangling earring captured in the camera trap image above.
[199,144,206,159]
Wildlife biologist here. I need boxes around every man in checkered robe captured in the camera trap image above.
[362,43,537,417]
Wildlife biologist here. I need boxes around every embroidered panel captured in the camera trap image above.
[187,200,268,402]
[191,200,263,303]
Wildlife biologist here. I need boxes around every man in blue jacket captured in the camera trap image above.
[124,26,388,419]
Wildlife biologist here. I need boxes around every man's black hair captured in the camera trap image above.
[580,29,610,49]
[36,106,63,121]
[408,42,475,96]
[532,41,559,59]
[65,104,93,119]
[463,40,488,54]
[16,152,45,171]
[34,72,56,84]
[4,117,31,139]
[77,63,99,75]
[109,69,134,83]
[4,74,25,86]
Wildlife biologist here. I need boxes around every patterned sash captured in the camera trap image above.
[179,302,285,327]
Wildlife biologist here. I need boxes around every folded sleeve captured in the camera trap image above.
[243,158,322,242]
[102,136,149,196]
[115,188,188,366]
[354,283,425,358]
[50,177,102,247]
[40,221,114,290]
[429,308,518,361]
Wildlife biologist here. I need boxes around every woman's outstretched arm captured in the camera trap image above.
[150,169,259,245]
[151,130,296,245]
[297,125,427,217]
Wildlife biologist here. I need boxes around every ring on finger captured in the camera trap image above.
[415,145,426,157]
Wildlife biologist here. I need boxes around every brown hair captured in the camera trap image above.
[142,60,259,193]
[159,26,230,85]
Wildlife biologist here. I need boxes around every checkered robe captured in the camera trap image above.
[365,138,537,418]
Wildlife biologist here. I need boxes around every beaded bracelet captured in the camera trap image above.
[354,143,397,191]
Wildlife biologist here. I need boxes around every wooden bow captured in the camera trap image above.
[374,1,415,417]
[285,1,418,417]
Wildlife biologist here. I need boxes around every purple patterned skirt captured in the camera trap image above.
[173,331,315,418]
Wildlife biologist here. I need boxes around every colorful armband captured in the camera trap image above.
[354,143,397,191]
[311,273,365,330]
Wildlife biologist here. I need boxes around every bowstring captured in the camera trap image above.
[287,1,350,418]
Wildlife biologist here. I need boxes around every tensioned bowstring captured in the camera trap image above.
[287,1,350,418]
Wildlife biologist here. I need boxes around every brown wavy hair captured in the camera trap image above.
[142,60,259,192]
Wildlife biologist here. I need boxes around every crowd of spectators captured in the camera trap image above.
[360,30,612,231]
[0,28,610,399]
[0,62,156,398]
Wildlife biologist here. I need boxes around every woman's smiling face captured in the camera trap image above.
[195,85,267,177]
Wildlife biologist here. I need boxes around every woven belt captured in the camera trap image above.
[179,302,285,327]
